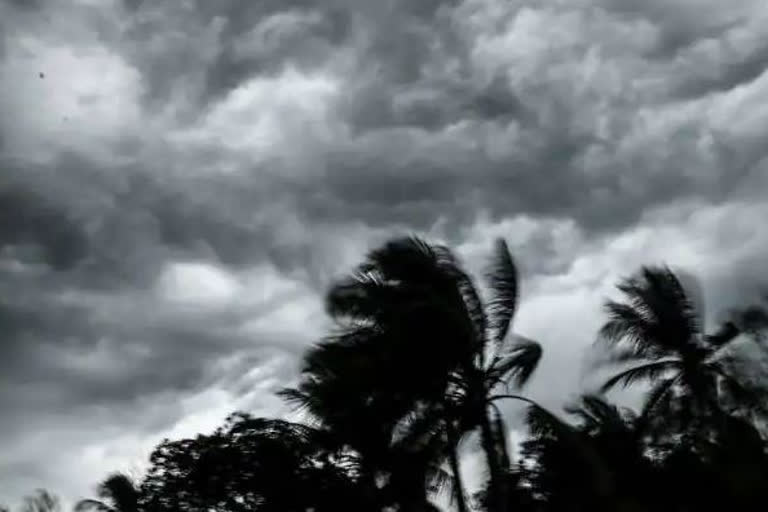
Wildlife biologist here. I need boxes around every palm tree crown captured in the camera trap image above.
[281,236,542,512]
[75,473,140,512]
[597,265,763,441]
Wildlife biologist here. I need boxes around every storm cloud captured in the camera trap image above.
[1,0,767,506]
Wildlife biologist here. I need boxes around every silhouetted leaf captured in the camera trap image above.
[486,239,519,348]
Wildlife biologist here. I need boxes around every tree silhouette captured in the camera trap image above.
[509,395,627,511]
[596,266,765,445]
[68,238,768,512]
[141,413,364,512]
[75,473,140,512]
[281,237,541,512]
[20,491,60,512]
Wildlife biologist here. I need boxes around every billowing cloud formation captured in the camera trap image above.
[1,0,767,506]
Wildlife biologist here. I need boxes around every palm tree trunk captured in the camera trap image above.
[479,407,507,512]
[492,407,512,470]
[447,424,469,512]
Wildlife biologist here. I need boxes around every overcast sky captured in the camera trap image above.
[1,0,768,507]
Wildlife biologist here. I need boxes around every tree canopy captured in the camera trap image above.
[10,236,768,512]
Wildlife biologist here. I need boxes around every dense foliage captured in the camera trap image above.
[8,237,768,512]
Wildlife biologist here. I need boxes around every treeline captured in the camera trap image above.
[7,237,768,512]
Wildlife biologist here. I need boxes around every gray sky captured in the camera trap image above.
[1,0,768,507]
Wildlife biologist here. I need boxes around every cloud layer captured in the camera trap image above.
[1,0,767,506]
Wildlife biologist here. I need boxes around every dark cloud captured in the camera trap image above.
[595,0,756,57]
[117,0,353,117]
[672,41,768,99]
[0,186,88,270]
[3,0,42,11]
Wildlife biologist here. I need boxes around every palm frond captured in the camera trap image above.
[674,269,707,335]
[637,266,700,342]
[277,387,324,426]
[486,239,519,348]
[390,403,445,451]
[325,272,392,323]
[599,302,665,360]
[565,394,628,434]
[600,266,701,362]
[303,326,383,379]
[525,404,562,439]
[22,491,60,512]
[93,472,139,512]
[277,386,308,407]
[600,360,681,393]
[455,268,487,351]
[361,236,452,287]
[638,377,678,431]
[487,340,542,389]
[592,344,650,369]
[489,394,565,440]
[522,401,612,486]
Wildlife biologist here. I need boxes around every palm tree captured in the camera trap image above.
[21,491,60,512]
[281,236,542,512]
[280,346,445,510]
[75,474,140,512]
[514,395,622,511]
[596,266,764,443]
[569,395,663,510]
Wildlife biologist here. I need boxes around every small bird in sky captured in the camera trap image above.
[39,72,45,79]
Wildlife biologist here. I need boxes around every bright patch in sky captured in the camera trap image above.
[157,261,242,306]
